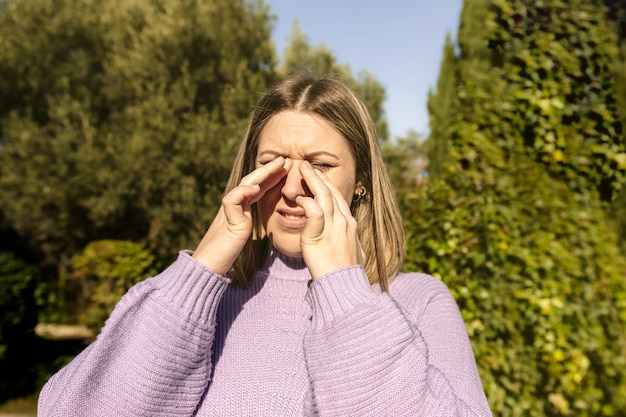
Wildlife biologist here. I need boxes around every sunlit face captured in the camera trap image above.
[256,110,360,258]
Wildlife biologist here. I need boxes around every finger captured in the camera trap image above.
[316,171,353,220]
[298,162,334,218]
[295,194,325,238]
[315,171,363,263]
[241,157,292,204]
[221,184,260,227]
[241,156,288,186]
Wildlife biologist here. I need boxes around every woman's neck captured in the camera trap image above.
[259,245,311,282]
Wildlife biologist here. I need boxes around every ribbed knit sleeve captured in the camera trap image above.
[38,251,230,417]
[303,266,492,417]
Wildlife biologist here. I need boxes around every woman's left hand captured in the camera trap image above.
[295,162,364,280]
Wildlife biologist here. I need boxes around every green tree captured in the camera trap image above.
[381,129,427,199]
[411,0,626,415]
[427,33,459,178]
[0,0,276,272]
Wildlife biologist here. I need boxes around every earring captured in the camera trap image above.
[352,187,367,203]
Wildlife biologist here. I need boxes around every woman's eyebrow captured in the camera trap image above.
[305,151,340,160]
[257,150,340,160]
[257,150,284,158]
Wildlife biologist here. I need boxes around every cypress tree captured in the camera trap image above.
[427,33,458,178]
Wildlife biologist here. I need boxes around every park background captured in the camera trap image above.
[1,0,626,415]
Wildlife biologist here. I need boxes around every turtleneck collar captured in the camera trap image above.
[258,246,312,282]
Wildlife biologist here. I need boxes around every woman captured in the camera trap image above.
[38,76,492,416]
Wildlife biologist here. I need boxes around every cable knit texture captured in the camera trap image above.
[38,248,492,416]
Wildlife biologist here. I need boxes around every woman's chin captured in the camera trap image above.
[270,238,304,258]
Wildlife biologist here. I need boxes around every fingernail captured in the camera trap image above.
[301,161,311,169]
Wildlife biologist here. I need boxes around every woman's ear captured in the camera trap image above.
[352,180,367,203]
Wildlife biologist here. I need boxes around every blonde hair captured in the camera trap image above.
[226,75,404,291]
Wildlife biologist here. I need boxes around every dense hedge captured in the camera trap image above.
[403,154,626,415]
[419,0,626,415]
[67,240,158,329]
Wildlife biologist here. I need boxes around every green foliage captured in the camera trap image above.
[427,34,458,178]
[0,0,277,269]
[606,1,626,256]
[416,0,626,415]
[0,252,39,358]
[68,240,158,330]
[0,252,40,401]
[612,188,626,255]
[486,0,625,201]
[404,155,626,416]
[381,130,427,198]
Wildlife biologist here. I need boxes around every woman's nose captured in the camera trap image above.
[281,160,310,201]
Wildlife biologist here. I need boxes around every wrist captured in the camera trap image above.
[305,253,359,280]
[306,265,375,328]
[192,246,233,276]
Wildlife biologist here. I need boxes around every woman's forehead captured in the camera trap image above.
[256,111,351,156]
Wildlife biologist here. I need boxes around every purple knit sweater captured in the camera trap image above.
[38,248,492,416]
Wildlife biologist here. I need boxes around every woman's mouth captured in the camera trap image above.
[283,213,304,220]
[278,210,307,228]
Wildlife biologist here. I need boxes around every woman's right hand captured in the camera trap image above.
[193,157,291,275]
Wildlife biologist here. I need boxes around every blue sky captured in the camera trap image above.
[266,0,464,139]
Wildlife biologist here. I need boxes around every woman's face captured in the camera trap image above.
[256,110,359,258]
